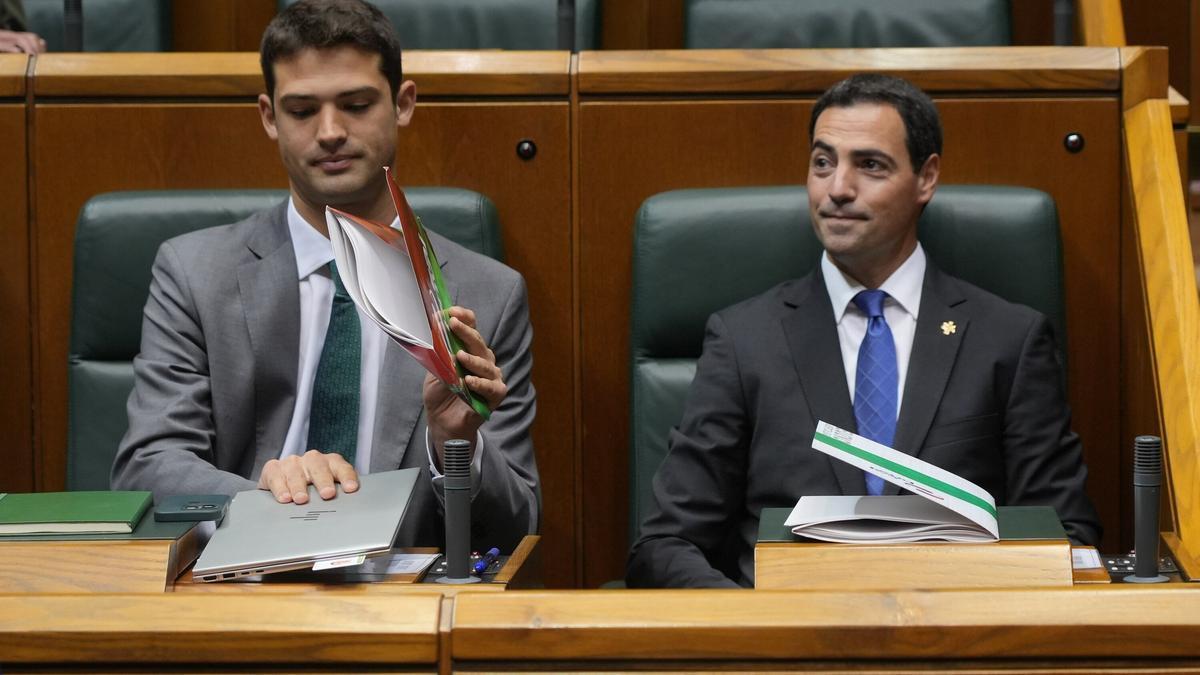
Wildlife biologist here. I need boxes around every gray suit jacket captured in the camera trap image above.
[627,263,1101,588]
[111,202,540,552]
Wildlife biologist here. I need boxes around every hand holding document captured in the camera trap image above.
[324,167,490,419]
[784,421,999,543]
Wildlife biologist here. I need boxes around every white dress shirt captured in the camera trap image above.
[278,198,482,484]
[820,244,925,409]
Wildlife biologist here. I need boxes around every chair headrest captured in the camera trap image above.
[631,185,1064,359]
[685,0,1011,48]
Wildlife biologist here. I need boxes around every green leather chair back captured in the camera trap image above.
[25,0,170,51]
[629,185,1064,539]
[684,0,1010,49]
[278,0,600,50]
[68,187,505,490]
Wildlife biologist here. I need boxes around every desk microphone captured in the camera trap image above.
[437,438,479,584]
[1126,435,1168,583]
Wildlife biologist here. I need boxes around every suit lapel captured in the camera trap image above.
[781,271,862,495]
[238,205,302,479]
[886,263,968,495]
[370,229,458,471]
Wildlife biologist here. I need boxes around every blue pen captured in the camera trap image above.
[472,547,500,575]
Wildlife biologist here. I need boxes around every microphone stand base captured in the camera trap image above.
[1124,574,1169,583]
[436,575,482,585]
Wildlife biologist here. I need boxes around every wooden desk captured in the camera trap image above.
[0,591,444,670]
[0,524,202,593]
[0,531,538,595]
[452,587,1200,671]
[172,534,541,593]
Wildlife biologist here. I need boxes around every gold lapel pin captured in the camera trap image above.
[941,321,957,336]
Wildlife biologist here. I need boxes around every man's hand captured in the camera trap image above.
[424,306,507,466]
[257,449,359,504]
[0,30,46,54]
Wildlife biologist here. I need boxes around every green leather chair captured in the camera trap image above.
[628,185,1065,540]
[684,0,1011,49]
[25,0,171,51]
[278,0,600,50]
[68,188,505,490]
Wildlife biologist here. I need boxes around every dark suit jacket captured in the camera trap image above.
[627,263,1101,588]
[111,202,540,553]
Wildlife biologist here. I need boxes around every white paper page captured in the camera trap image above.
[348,552,439,575]
[325,208,431,347]
[1072,547,1102,569]
[784,495,993,543]
[811,421,999,539]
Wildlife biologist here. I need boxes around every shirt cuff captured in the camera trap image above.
[425,428,484,496]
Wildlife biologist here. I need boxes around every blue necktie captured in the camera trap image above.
[852,289,897,496]
[306,262,360,464]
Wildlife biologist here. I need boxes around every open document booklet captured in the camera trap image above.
[784,421,1000,543]
[324,168,489,420]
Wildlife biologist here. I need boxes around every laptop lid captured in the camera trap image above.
[192,468,420,582]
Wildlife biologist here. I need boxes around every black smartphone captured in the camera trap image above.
[153,495,230,522]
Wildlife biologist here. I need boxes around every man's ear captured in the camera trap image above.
[395,79,417,128]
[258,93,279,141]
[915,153,940,205]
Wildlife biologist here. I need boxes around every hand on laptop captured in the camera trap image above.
[257,450,359,504]
[424,305,508,467]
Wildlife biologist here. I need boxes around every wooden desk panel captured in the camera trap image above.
[453,588,1200,668]
[577,96,1123,586]
[0,100,31,494]
[31,96,575,587]
[33,52,571,97]
[0,54,30,492]
[0,592,442,667]
[577,47,1121,95]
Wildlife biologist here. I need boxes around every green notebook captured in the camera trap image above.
[0,491,152,535]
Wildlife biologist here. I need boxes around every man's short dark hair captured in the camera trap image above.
[809,73,942,172]
[261,0,403,101]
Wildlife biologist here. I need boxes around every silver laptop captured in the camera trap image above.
[192,468,419,582]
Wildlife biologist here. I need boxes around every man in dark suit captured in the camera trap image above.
[111,0,538,552]
[626,73,1101,588]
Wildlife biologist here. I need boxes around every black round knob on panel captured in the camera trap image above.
[1063,133,1085,153]
[516,139,537,161]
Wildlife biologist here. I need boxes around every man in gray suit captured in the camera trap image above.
[111,0,539,552]
[627,74,1100,588]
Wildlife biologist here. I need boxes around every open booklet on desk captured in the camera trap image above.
[784,421,999,543]
[324,166,490,420]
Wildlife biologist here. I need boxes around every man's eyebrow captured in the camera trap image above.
[848,148,897,166]
[278,87,381,104]
[811,140,835,154]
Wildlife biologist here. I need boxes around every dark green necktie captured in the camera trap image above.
[306,262,360,464]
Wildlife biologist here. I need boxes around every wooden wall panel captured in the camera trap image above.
[1011,0,1056,46]
[577,96,1122,586]
[1122,0,1190,97]
[31,99,577,588]
[0,54,29,493]
[172,0,276,52]
[0,98,30,492]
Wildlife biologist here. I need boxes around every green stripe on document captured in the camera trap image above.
[813,431,998,518]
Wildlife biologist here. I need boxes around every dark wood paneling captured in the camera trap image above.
[31,100,577,588]
[172,0,276,52]
[1011,0,1055,45]
[0,102,31,493]
[577,97,1122,586]
[1123,0,1190,97]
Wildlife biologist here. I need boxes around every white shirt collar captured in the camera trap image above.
[286,197,335,280]
[821,243,926,323]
